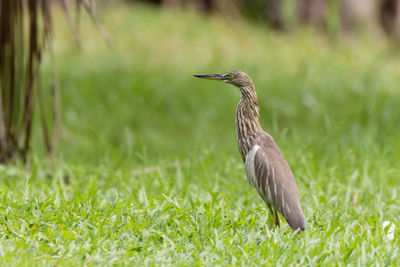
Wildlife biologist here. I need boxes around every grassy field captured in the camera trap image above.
[1,3,400,266]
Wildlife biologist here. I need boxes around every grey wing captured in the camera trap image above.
[252,138,306,231]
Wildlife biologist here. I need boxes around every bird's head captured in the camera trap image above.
[194,70,253,88]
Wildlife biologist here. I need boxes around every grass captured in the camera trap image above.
[0,3,400,265]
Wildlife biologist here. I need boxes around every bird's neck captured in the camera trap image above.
[235,85,261,160]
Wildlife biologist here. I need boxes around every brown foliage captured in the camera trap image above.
[0,0,98,163]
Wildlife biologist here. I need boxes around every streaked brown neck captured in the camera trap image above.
[235,84,262,161]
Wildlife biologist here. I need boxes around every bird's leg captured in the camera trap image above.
[267,204,275,230]
[274,209,280,228]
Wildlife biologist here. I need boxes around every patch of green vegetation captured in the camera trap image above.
[0,3,399,266]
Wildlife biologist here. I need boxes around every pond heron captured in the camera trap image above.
[194,70,306,232]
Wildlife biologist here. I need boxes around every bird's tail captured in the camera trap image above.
[284,205,306,232]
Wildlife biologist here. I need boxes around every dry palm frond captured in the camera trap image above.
[0,0,100,163]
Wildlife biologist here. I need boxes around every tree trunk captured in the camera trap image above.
[264,0,284,30]
[162,0,182,8]
[296,0,328,28]
[187,0,214,12]
[379,0,400,37]
[340,0,377,34]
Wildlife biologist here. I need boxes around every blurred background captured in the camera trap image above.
[121,0,400,37]
[1,0,400,171]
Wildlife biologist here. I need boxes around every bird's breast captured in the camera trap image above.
[245,145,260,189]
[244,144,273,205]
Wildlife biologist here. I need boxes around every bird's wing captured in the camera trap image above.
[247,134,305,231]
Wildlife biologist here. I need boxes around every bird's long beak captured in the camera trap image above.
[193,73,227,81]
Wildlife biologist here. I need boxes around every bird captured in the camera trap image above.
[194,70,305,232]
